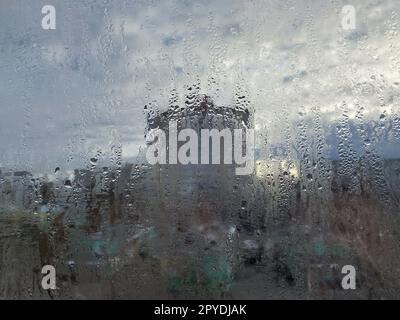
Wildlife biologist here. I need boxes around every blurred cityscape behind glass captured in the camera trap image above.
[1,0,400,299]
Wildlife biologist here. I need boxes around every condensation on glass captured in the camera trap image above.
[0,0,400,299]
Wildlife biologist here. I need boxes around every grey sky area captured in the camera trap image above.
[1,0,399,173]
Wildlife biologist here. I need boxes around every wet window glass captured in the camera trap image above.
[1,0,400,300]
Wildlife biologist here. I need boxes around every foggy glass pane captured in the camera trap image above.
[1,0,400,300]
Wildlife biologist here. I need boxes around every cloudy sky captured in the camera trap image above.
[0,0,399,173]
